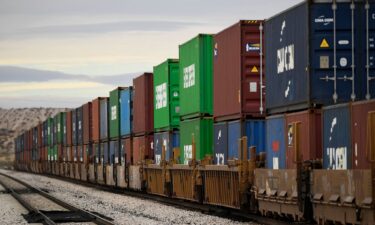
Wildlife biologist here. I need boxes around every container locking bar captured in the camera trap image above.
[259,22,264,115]
[366,1,374,100]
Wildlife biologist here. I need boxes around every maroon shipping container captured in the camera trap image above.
[214,20,265,121]
[122,137,132,165]
[58,144,63,161]
[285,110,322,169]
[92,98,100,143]
[38,123,43,148]
[66,111,72,146]
[83,102,92,144]
[132,135,154,164]
[133,73,154,135]
[351,99,375,169]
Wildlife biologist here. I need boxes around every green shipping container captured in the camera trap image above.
[47,118,53,147]
[179,117,213,164]
[48,146,53,161]
[153,59,180,131]
[53,145,58,162]
[179,34,213,119]
[54,112,64,144]
[109,87,125,139]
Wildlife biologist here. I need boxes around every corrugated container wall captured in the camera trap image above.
[91,97,102,143]
[180,117,213,164]
[285,110,322,169]
[62,112,67,146]
[43,121,48,147]
[133,73,154,135]
[72,110,77,146]
[55,112,64,145]
[47,117,53,147]
[82,102,92,144]
[77,107,83,145]
[100,97,109,141]
[132,135,154,164]
[101,142,109,164]
[214,20,265,121]
[109,87,126,139]
[323,103,351,169]
[265,1,375,114]
[266,115,286,169]
[153,131,179,164]
[66,111,72,146]
[37,123,42,148]
[120,88,133,137]
[153,59,180,131]
[121,138,132,165]
[109,140,120,165]
[351,100,375,169]
[179,34,213,119]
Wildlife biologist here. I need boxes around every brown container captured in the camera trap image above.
[122,137,132,165]
[285,109,322,169]
[132,135,154,164]
[37,123,43,148]
[133,73,154,135]
[214,20,265,121]
[82,102,92,144]
[66,111,72,146]
[351,99,375,169]
[92,97,104,143]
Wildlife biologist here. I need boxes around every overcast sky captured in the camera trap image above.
[0,0,303,108]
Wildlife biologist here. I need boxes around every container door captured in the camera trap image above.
[228,120,242,160]
[266,116,286,169]
[120,89,132,136]
[245,120,266,157]
[213,122,228,165]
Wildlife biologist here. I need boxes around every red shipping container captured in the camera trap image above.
[214,20,265,121]
[66,111,72,146]
[122,137,132,165]
[285,109,322,169]
[58,144,63,161]
[351,99,375,169]
[38,123,43,148]
[133,73,154,135]
[132,135,154,164]
[83,102,92,144]
[92,97,105,143]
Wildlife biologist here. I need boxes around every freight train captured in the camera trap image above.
[13,1,375,224]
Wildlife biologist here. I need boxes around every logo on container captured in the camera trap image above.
[246,43,260,52]
[216,153,224,165]
[111,105,117,120]
[329,117,337,141]
[326,147,347,170]
[155,82,167,109]
[315,15,333,26]
[183,145,192,165]
[277,44,295,74]
[183,64,195,88]
[155,154,161,165]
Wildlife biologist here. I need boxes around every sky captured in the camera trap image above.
[0,0,303,108]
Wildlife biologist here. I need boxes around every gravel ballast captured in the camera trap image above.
[0,169,259,225]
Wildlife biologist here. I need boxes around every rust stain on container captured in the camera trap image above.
[351,99,375,169]
[132,135,154,164]
[285,109,322,169]
[82,102,92,144]
[133,73,154,135]
[214,20,265,121]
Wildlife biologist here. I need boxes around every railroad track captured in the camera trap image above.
[0,172,115,225]
[28,171,314,225]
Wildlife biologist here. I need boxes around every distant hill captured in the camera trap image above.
[0,108,67,167]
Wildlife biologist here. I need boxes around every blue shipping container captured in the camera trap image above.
[120,87,133,137]
[266,116,286,169]
[154,131,179,164]
[213,122,228,165]
[93,143,100,164]
[265,1,374,114]
[322,103,351,169]
[228,120,266,161]
[100,98,109,140]
[101,142,109,164]
[110,140,119,165]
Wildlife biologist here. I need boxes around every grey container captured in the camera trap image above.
[72,109,77,146]
[100,98,109,140]
[77,106,83,145]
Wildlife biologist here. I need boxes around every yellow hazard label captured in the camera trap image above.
[320,38,329,48]
[251,66,259,73]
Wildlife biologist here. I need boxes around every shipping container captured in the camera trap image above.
[47,117,54,147]
[66,111,72,146]
[133,73,154,135]
[92,143,100,164]
[121,137,132,165]
[153,131,179,164]
[54,112,64,145]
[180,117,213,164]
[109,87,126,139]
[265,1,375,114]
[100,97,109,140]
[132,135,154,164]
[72,109,77,146]
[179,34,213,119]
[120,88,133,137]
[92,97,104,143]
[351,99,375,169]
[101,142,109,164]
[82,102,92,144]
[323,103,351,169]
[37,123,42,149]
[284,110,322,169]
[153,59,180,131]
[213,122,228,165]
[214,20,265,121]
[62,112,67,146]
[42,121,47,147]
[266,115,286,169]
[77,106,83,145]
[227,120,266,161]
[109,139,120,165]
